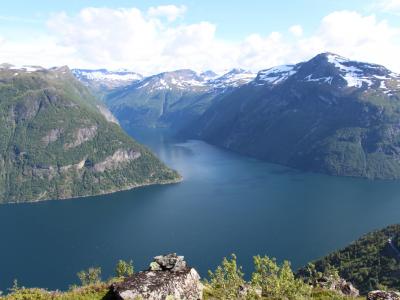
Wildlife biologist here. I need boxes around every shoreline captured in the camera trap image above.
[1,176,183,205]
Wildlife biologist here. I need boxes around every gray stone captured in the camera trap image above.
[110,253,202,300]
[110,268,203,300]
[316,276,359,297]
[367,290,400,300]
[153,253,187,272]
[238,284,262,299]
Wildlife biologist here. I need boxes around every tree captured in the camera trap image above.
[115,259,134,278]
[251,255,311,300]
[77,267,102,286]
[206,254,245,299]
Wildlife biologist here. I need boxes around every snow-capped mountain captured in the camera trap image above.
[253,53,400,96]
[200,70,219,80]
[209,68,256,89]
[133,69,207,92]
[254,65,298,85]
[184,53,400,180]
[104,68,254,131]
[0,63,49,73]
[129,68,256,92]
[72,69,143,90]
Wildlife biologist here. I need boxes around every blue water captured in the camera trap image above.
[1,128,400,291]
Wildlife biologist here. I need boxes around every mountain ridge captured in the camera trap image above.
[182,53,400,179]
[0,64,180,203]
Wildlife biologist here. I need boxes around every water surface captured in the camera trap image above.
[1,128,400,291]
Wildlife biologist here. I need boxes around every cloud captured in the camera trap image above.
[373,0,400,14]
[0,36,79,68]
[289,25,303,37]
[1,7,400,74]
[0,15,43,23]
[148,5,186,21]
[297,11,400,71]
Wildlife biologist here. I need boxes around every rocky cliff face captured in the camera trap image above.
[110,254,203,300]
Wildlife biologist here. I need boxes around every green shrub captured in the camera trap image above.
[205,254,245,299]
[251,255,312,300]
[77,267,102,286]
[115,259,134,278]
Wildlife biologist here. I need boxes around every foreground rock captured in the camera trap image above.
[315,275,359,297]
[110,253,203,300]
[368,290,400,300]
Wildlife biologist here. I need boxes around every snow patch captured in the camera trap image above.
[327,54,374,88]
[304,75,333,84]
[257,65,296,85]
[77,70,142,82]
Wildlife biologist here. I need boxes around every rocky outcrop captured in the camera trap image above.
[367,290,400,300]
[316,276,359,297]
[42,128,63,145]
[64,125,97,149]
[238,284,262,299]
[93,149,141,172]
[150,253,187,272]
[97,105,119,124]
[110,253,203,300]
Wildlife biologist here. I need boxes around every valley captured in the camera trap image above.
[98,53,400,180]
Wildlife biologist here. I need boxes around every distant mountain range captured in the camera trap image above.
[102,68,256,130]
[72,69,143,99]
[0,64,179,203]
[73,53,400,179]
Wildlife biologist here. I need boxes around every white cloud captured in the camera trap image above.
[1,7,400,74]
[373,0,400,14]
[0,15,42,23]
[289,25,303,37]
[148,5,186,21]
[297,11,400,71]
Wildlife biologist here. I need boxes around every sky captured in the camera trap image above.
[1,0,400,75]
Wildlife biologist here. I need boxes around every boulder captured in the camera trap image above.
[110,254,203,300]
[152,253,187,272]
[316,276,359,297]
[367,290,400,300]
[238,284,262,299]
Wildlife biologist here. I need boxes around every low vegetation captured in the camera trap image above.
[0,255,368,300]
[299,224,400,294]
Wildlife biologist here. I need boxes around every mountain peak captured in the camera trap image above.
[297,52,398,89]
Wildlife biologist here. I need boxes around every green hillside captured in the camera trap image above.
[298,224,400,294]
[0,66,180,203]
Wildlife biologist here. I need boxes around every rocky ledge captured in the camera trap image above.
[367,290,400,300]
[315,275,359,297]
[110,253,203,300]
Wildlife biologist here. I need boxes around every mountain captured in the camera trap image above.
[0,64,179,203]
[184,53,400,179]
[298,224,400,294]
[72,68,143,98]
[104,68,256,131]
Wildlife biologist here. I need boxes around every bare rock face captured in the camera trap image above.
[42,128,63,145]
[110,254,203,300]
[316,276,359,297]
[64,125,98,149]
[97,105,119,124]
[368,291,400,300]
[93,149,141,172]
